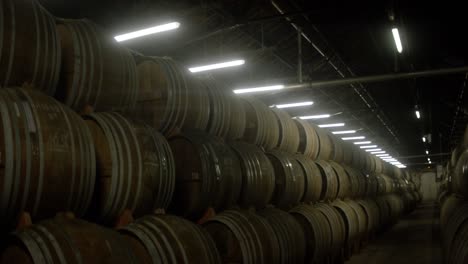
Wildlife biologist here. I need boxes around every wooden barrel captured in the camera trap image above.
[374,156,384,174]
[329,161,351,199]
[347,200,368,246]
[393,167,403,179]
[453,149,468,197]
[342,142,354,165]
[332,200,360,259]
[315,160,339,201]
[295,155,323,202]
[240,97,279,150]
[314,124,334,160]
[203,210,280,264]
[266,151,305,209]
[0,88,95,230]
[230,142,275,208]
[227,95,247,140]
[342,165,362,198]
[258,208,306,264]
[271,108,300,154]
[85,112,175,223]
[314,203,346,259]
[55,19,137,112]
[442,202,468,264]
[364,154,375,173]
[183,79,210,132]
[375,196,392,228]
[1,214,137,263]
[0,0,61,94]
[440,194,466,229]
[351,149,367,171]
[120,214,221,264]
[132,57,210,136]
[365,174,378,197]
[202,78,231,138]
[168,133,242,218]
[290,204,332,263]
[294,119,320,159]
[330,134,344,163]
[356,199,380,235]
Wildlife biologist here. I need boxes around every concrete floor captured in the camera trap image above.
[347,203,442,264]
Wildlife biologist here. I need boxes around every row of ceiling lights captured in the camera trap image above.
[415,109,432,164]
[114,22,407,168]
[271,102,406,168]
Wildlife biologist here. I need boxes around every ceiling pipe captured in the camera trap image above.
[393,152,450,159]
[283,66,468,90]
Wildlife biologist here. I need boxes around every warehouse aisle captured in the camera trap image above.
[347,203,442,264]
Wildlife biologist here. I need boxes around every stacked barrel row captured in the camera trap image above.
[0,88,177,230]
[1,0,138,112]
[131,57,397,176]
[204,196,408,264]
[0,87,420,224]
[0,192,413,264]
[438,125,468,264]
[0,213,222,263]
[166,129,422,220]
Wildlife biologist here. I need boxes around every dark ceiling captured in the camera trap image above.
[40,0,468,168]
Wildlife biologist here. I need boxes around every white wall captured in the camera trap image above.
[418,171,440,202]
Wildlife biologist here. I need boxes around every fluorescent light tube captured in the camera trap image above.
[360,145,378,149]
[189,59,245,73]
[371,151,386,154]
[234,85,284,94]
[354,141,371,145]
[365,148,381,152]
[422,137,426,143]
[376,154,390,157]
[332,130,356,135]
[415,110,421,119]
[341,136,365,140]
[392,28,403,53]
[115,22,180,42]
[299,114,330,119]
[319,123,345,128]
[425,150,429,154]
[274,101,313,109]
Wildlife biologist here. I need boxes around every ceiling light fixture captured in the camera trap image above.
[425,150,429,155]
[319,123,345,128]
[371,151,386,154]
[354,141,372,145]
[341,136,365,140]
[332,130,356,135]
[392,27,403,53]
[376,154,390,157]
[415,110,421,119]
[189,59,245,73]
[360,145,378,149]
[365,148,382,152]
[233,84,284,94]
[422,136,426,143]
[273,101,313,109]
[115,22,180,42]
[299,114,331,120]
